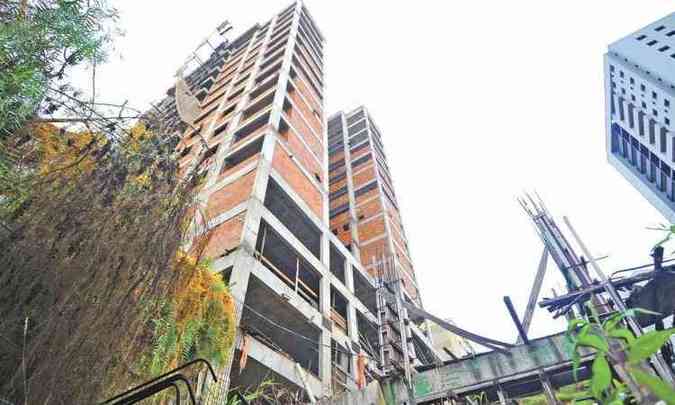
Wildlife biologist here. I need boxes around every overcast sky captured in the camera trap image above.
[82,1,675,344]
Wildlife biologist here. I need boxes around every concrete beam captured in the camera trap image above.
[247,335,323,395]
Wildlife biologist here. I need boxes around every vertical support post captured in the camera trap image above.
[345,261,355,293]
[295,363,317,403]
[295,256,300,294]
[319,271,333,396]
[204,250,253,404]
[539,370,560,405]
[496,383,508,405]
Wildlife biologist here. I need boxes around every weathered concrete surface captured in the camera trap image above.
[408,332,594,403]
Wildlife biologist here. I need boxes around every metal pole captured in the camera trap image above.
[496,383,508,405]
[538,371,560,405]
[503,296,530,345]
[563,216,674,384]
[294,363,317,403]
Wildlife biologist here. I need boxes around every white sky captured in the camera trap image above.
[82,0,675,344]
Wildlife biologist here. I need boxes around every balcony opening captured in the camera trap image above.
[260,53,284,75]
[233,111,270,144]
[330,286,348,335]
[255,220,321,310]
[264,178,321,259]
[237,275,321,380]
[329,242,345,283]
[221,137,263,174]
[232,73,250,89]
[331,339,351,394]
[242,92,274,122]
[256,61,282,85]
[227,86,246,102]
[353,268,377,316]
[221,104,236,120]
[250,74,279,100]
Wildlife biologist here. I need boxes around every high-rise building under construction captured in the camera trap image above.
[327,107,421,304]
[152,2,441,401]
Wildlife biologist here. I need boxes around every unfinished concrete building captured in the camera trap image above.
[327,107,442,372]
[328,107,420,303]
[152,2,444,400]
[162,2,393,400]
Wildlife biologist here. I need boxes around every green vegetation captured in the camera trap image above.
[565,309,675,404]
[0,2,236,403]
[0,0,117,139]
[519,383,593,405]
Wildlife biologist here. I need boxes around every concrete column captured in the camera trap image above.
[319,275,333,395]
[268,3,302,131]
[346,302,359,382]
[251,134,276,198]
[205,249,253,404]
[230,249,254,321]
[319,327,333,397]
[344,260,354,293]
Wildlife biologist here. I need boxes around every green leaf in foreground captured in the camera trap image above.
[631,368,675,405]
[608,328,636,345]
[577,332,609,353]
[590,355,611,399]
[627,328,675,365]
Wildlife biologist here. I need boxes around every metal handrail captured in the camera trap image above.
[100,358,217,405]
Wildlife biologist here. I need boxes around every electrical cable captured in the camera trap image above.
[229,294,377,361]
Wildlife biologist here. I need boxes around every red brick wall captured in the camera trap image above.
[202,212,246,259]
[338,231,352,246]
[330,210,349,225]
[289,85,322,137]
[389,223,407,256]
[285,127,323,183]
[330,152,344,165]
[331,217,353,246]
[207,170,256,218]
[356,198,381,221]
[352,166,376,189]
[284,105,323,162]
[358,216,385,242]
[359,239,389,268]
[355,183,378,205]
[329,177,347,194]
[292,74,321,115]
[350,146,370,161]
[329,194,349,210]
[272,143,322,218]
